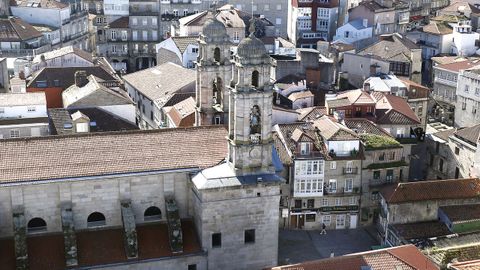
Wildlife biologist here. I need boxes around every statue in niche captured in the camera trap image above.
[212,77,222,105]
[250,105,261,134]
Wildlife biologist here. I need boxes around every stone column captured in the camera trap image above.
[12,206,28,270]
[61,202,78,267]
[121,199,138,259]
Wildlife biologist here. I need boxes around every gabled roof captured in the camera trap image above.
[344,118,392,137]
[440,204,480,223]
[421,21,453,35]
[171,36,198,54]
[267,245,438,270]
[288,90,314,102]
[0,17,43,42]
[297,106,327,121]
[454,124,480,146]
[358,34,419,63]
[62,76,132,108]
[275,122,326,159]
[337,89,376,105]
[313,115,359,141]
[122,63,196,107]
[375,94,420,125]
[436,59,480,73]
[0,126,228,183]
[165,96,196,127]
[27,66,119,89]
[380,178,480,204]
[390,221,452,241]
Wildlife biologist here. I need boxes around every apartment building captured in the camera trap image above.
[288,0,340,48]
[11,0,89,50]
[455,67,480,127]
[0,17,50,58]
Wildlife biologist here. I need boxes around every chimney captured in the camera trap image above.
[364,82,371,92]
[74,71,88,87]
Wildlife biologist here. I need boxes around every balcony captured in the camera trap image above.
[342,167,359,175]
[129,9,159,16]
[434,77,457,87]
[324,187,360,195]
[369,178,396,187]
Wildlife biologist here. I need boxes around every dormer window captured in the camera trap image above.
[300,142,311,155]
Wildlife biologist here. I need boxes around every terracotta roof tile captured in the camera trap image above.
[436,59,480,73]
[380,178,480,204]
[109,16,129,28]
[0,126,228,183]
[391,221,452,241]
[0,17,43,42]
[440,204,480,222]
[267,245,438,270]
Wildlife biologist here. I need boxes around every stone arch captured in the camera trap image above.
[27,217,47,232]
[214,47,221,62]
[252,70,259,88]
[87,212,106,227]
[144,206,162,221]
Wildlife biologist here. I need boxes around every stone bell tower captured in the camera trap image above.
[227,30,274,176]
[195,15,232,126]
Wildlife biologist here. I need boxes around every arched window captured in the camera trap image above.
[87,212,106,227]
[214,47,221,62]
[252,70,259,88]
[144,206,162,221]
[27,217,47,233]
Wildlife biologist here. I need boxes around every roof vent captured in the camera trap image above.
[63,123,73,129]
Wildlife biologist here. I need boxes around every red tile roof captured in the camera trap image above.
[266,245,438,270]
[380,178,480,204]
[436,59,480,73]
[0,126,228,183]
[376,94,420,125]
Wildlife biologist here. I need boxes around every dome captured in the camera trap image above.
[236,34,267,59]
[202,18,227,39]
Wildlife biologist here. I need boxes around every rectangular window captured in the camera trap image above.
[10,129,20,138]
[307,199,314,208]
[300,142,311,155]
[386,169,394,182]
[244,229,255,243]
[465,85,469,93]
[322,198,328,206]
[345,179,353,192]
[379,152,385,161]
[295,199,302,208]
[336,215,345,227]
[455,147,460,155]
[349,197,356,205]
[373,170,381,180]
[388,151,395,160]
[188,265,197,270]
[0,108,4,113]
[306,214,316,222]
[335,198,342,206]
[330,161,336,170]
[329,179,337,193]
[276,18,282,25]
[322,215,331,225]
[212,233,221,248]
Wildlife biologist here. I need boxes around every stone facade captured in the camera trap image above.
[455,69,480,128]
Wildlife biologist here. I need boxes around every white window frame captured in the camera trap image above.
[330,161,336,170]
[10,129,20,138]
[345,178,353,192]
[322,215,331,225]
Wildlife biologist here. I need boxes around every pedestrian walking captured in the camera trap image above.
[320,222,327,235]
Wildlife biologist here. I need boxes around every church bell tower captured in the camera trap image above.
[227,30,274,176]
[195,16,232,126]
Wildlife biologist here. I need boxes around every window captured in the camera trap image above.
[244,229,255,243]
[210,232,222,248]
[476,88,480,96]
[76,122,89,133]
[27,107,36,112]
[111,30,117,40]
[386,169,394,182]
[214,116,221,125]
[192,47,198,53]
[335,198,342,206]
[373,170,381,180]
[295,199,302,208]
[252,70,259,87]
[233,31,239,42]
[277,4,282,10]
[307,199,314,208]
[188,265,197,270]
[388,151,395,160]
[345,179,353,192]
[371,191,379,201]
[322,198,329,206]
[27,217,47,233]
[349,197,356,205]
[144,206,162,221]
[306,214,316,222]
[87,212,106,227]
[36,80,47,88]
[336,215,345,227]
[322,215,331,225]
[10,129,20,138]
[0,108,3,113]
[132,18,137,25]
[264,4,270,11]
[379,152,385,161]
[142,18,147,26]
[330,161,336,170]
[439,159,444,172]
[329,179,337,192]
[465,85,469,93]
[455,147,460,155]
[213,47,221,62]
[300,142,311,155]
[276,18,282,25]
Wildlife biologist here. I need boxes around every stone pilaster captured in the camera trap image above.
[120,199,138,259]
[61,202,78,267]
[12,206,28,270]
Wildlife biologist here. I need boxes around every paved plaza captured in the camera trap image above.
[278,227,379,265]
